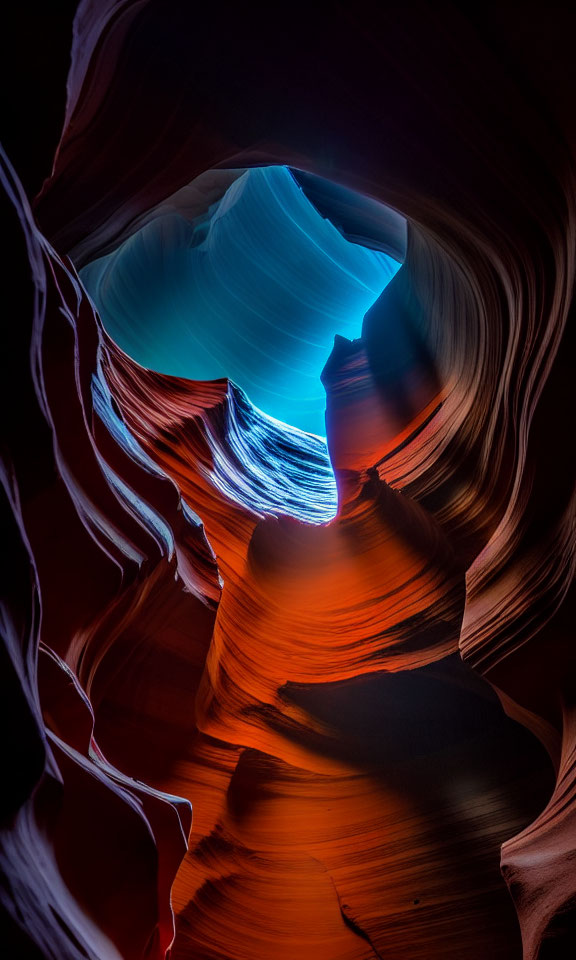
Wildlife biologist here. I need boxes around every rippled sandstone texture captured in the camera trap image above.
[1,3,575,960]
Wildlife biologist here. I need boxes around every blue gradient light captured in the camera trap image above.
[81,165,401,437]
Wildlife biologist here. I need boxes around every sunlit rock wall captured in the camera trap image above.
[80,165,401,438]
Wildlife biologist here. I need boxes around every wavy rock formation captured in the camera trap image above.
[0,147,200,959]
[2,3,575,960]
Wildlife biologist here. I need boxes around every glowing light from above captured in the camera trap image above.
[81,166,401,438]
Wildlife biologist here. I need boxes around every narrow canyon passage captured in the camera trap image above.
[1,4,575,960]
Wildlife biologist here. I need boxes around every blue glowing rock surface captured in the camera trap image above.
[81,165,401,437]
